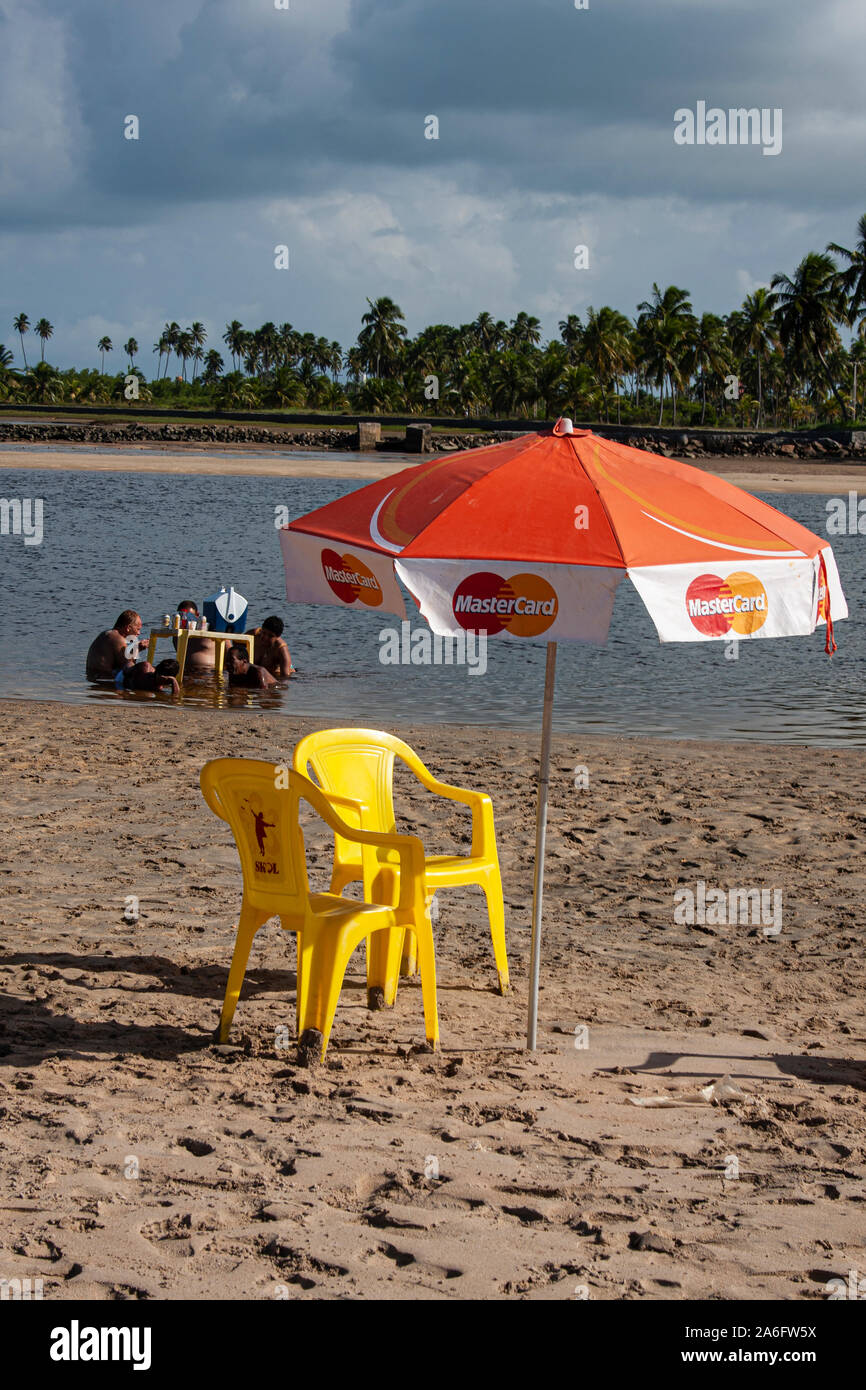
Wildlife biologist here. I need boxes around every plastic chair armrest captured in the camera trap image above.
[401,755,496,859]
[200,770,228,822]
[318,805,426,913]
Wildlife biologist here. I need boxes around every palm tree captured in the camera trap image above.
[558,314,584,358]
[35,319,53,361]
[729,289,777,426]
[686,313,729,424]
[489,350,535,416]
[24,360,64,403]
[97,336,113,373]
[256,322,278,375]
[223,321,244,372]
[771,253,848,418]
[13,314,30,369]
[160,322,180,378]
[636,284,694,423]
[827,213,866,334]
[263,365,305,408]
[358,297,407,377]
[509,311,542,347]
[175,329,194,381]
[215,371,260,410]
[582,306,632,422]
[471,311,498,353]
[277,323,299,368]
[202,349,224,384]
[123,337,139,370]
[153,335,168,379]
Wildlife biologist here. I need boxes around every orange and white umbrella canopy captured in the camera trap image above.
[280,424,845,651]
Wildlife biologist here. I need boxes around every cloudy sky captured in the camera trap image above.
[1,0,863,370]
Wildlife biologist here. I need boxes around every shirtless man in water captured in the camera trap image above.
[253,615,293,679]
[174,599,215,671]
[86,610,145,681]
[225,645,276,688]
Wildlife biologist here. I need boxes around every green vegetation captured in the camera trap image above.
[3,216,866,428]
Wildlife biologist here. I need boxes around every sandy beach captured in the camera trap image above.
[3,445,866,492]
[0,699,863,1301]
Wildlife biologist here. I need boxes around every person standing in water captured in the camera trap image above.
[252,615,293,679]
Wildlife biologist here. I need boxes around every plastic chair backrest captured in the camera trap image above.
[294,730,410,865]
[201,758,319,914]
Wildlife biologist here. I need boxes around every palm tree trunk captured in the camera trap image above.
[19,335,28,370]
[815,346,847,419]
[700,366,707,425]
[657,381,664,426]
[756,355,762,428]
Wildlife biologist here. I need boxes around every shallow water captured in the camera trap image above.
[0,464,863,745]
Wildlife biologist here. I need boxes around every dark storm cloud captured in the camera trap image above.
[5,0,862,230]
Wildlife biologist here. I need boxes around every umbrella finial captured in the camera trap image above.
[552,417,574,436]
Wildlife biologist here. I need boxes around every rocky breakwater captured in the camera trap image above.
[612,429,866,461]
[0,420,357,449]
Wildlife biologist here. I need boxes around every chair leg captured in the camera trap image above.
[364,865,402,1009]
[400,927,418,978]
[366,926,405,1010]
[219,901,268,1042]
[412,916,440,1051]
[481,871,510,995]
[296,927,357,1064]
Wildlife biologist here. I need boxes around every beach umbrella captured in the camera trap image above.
[279,421,847,1048]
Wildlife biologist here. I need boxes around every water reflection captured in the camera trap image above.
[84,672,290,710]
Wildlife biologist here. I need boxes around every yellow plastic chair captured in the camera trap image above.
[292,729,509,1007]
[199,757,439,1063]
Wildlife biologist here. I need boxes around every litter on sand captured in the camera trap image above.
[627,1075,747,1108]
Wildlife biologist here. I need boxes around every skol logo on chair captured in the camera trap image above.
[452,571,558,636]
[685,571,768,636]
[321,548,383,607]
[243,798,279,875]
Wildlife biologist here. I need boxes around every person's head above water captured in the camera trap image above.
[176,599,199,615]
[155,658,180,678]
[261,615,284,637]
[114,610,141,636]
[226,645,249,673]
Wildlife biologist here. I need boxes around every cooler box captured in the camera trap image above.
[203,585,248,633]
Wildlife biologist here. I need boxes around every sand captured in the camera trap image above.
[0,699,863,1301]
[2,445,866,492]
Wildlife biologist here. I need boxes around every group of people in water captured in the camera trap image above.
[85,602,293,696]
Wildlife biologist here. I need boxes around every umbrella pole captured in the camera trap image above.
[526,640,557,1050]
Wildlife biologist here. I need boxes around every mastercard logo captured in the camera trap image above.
[686,571,768,636]
[452,571,558,636]
[321,548,383,607]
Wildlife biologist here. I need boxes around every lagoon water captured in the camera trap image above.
[0,464,863,745]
